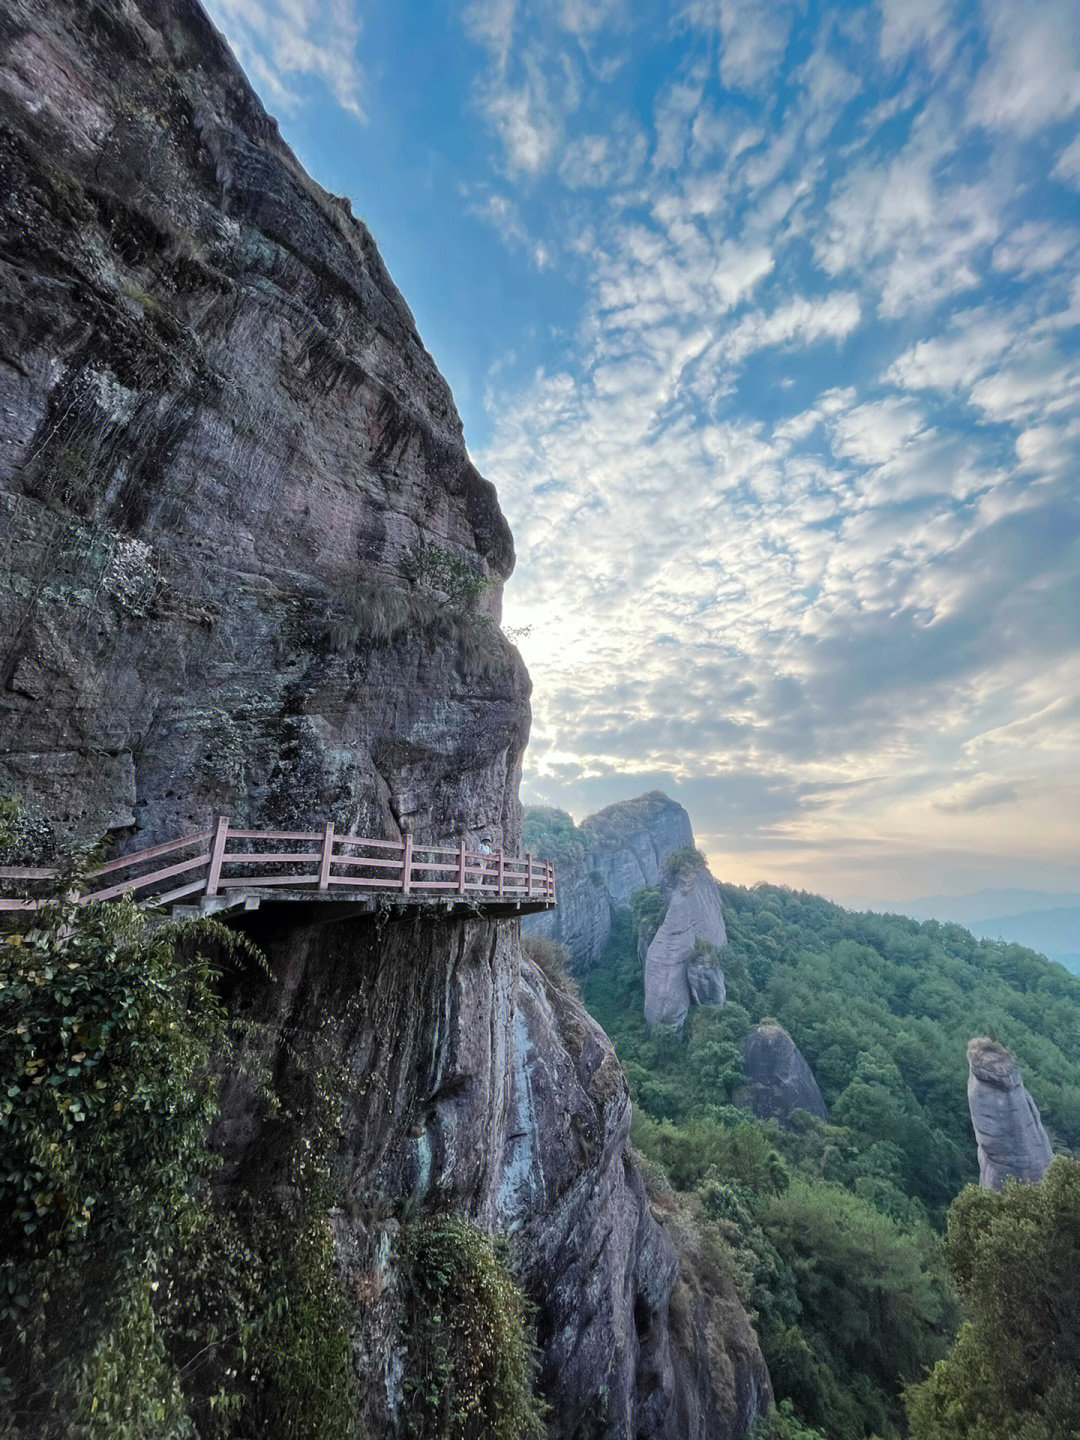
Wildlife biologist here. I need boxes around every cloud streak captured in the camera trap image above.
[461,0,1080,903]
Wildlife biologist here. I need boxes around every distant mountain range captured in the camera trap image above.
[881,890,1080,974]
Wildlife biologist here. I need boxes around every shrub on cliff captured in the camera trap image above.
[906,1156,1080,1440]
[399,1214,546,1440]
[0,886,360,1439]
[521,808,589,868]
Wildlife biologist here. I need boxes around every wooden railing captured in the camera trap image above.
[0,819,556,914]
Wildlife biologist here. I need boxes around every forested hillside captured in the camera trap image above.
[576,875,1080,1438]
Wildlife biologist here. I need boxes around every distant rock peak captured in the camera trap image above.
[644,855,727,1029]
[522,793,695,971]
[966,1037,1053,1190]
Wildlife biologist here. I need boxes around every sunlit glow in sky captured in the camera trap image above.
[202,0,1080,906]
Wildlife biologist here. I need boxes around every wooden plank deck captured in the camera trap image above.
[0,818,557,919]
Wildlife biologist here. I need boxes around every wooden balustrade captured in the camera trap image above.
[0,819,557,915]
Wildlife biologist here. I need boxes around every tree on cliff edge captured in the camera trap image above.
[906,1155,1080,1440]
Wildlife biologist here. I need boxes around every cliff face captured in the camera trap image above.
[223,904,771,1440]
[523,792,695,968]
[583,792,696,909]
[0,5,769,1435]
[0,0,525,853]
[967,1037,1053,1190]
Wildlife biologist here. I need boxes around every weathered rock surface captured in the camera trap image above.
[648,1196,773,1439]
[644,859,727,1028]
[522,792,694,970]
[584,791,696,909]
[734,1023,829,1125]
[967,1037,1053,1190]
[0,0,527,854]
[519,811,612,963]
[221,905,769,1439]
[0,4,769,1435]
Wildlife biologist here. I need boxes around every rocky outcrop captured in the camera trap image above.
[0,4,768,1435]
[522,793,694,970]
[0,0,526,855]
[221,903,769,1439]
[644,858,727,1028]
[967,1037,1054,1190]
[648,1197,773,1438]
[583,792,696,909]
[519,807,612,963]
[734,1024,828,1125]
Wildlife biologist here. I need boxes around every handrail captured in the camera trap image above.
[0,817,557,914]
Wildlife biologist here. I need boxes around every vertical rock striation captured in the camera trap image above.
[522,792,696,969]
[966,1037,1053,1190]
[220,904,770,1440]
[644,857,727,1028]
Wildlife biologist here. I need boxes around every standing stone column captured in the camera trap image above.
[966,1037,1053,1190]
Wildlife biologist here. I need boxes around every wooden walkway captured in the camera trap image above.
[0,817,557,919]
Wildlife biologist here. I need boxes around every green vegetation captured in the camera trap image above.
[399,1215,547,1440]
[581,881,1080,1438]
[0,882,360,1439]
[307,574,507,681]
[1,859,550,1440]
[0,794,57,867]
[521,934,580,998]
[404,542,492,608]
[906,1157,1080,1440]
[521,808,590,870]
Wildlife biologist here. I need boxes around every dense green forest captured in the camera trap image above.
[574,870,1080,1439]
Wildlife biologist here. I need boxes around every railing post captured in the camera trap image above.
[526,852,533,898]
[497,848,505,898]
[318,821,335,890]
[401,834,413,895]
[206,816,229,897]
[458,838,467,895]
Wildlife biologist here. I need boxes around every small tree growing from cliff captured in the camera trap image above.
[906,1156,1080,1440]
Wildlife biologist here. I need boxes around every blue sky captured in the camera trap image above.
[202,0,1080,906]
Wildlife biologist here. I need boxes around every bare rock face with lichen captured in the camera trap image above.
[0,4,769,1436]
[967,1037,1054,1190]
[0,0,525,853]
[522,792,697,969]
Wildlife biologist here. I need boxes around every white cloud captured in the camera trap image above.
[816,119,1002,315]
[465,189,553,267]
[878,0,958,71]
[203,0,366,118]
[967,0,1080,137]
[446,0,1080,899]
[480,61,564,173]
[1054,135,1080,187]
[683,0,798,93]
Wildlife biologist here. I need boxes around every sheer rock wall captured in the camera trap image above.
[223,905,770,1440]
[0,0,525,853]
[0,4,768,1435]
